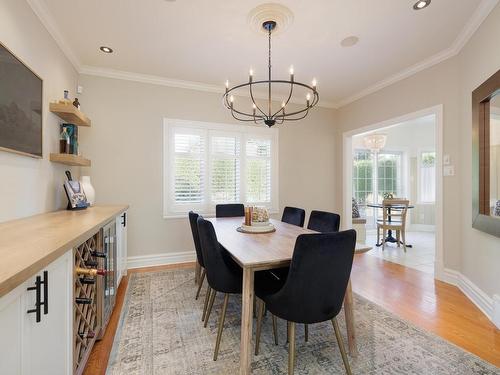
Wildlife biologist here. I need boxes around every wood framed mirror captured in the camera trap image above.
[472,69,500,237]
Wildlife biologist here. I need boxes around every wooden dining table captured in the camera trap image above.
[208,217,362,375]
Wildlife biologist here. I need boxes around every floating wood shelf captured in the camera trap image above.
[50,103,91,127]
[50,153,91,167]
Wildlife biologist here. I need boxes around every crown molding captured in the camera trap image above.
[26,0,81,71]
[79,65,337,109]
[334,0,500,108]
[28,0,498,110]
[80,65,222,93]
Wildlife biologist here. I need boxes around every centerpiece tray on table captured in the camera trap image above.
[237,222,276,234]
[237,206,276,233]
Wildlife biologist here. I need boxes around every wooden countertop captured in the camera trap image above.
[0,205,128,298]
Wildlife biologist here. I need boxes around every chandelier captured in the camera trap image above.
[222,20,319,127]
[363,134,387,152]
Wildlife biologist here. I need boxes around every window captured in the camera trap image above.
[418,151,436,203]
[353,149,404,226]
[164,119,278,217]
[352,151,373,217]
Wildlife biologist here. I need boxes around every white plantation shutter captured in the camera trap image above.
[172,131,205,204]
[210,134,241,203]
[246,138,272,203]
[164,119,278,217]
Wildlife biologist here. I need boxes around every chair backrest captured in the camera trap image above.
[215,203,245,218]
[307,210,341,232]
[269,230,356,324]
[197,216,242,293]
[188,211,204,267]
[281,206,306,227]
[381,199,409,226]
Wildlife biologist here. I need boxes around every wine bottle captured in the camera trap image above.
[75,267,105,276]
[79,277,96,285]
[90,250,106,258]
[78,330,96,339]
[85,259,99,268]
[75,297,92,305]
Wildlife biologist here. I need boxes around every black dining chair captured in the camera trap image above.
[215,203,245,218]
[307,210,341,233]
[281,206,306,227]
[188,212,212,318]
[254,230,356,375]
[197,216,243,361]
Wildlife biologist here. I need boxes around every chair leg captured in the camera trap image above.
[288,322,296,375]
[396,230,400,248]
[202,285,212,322]
[272,314,279,345]
[255,299,266,355]
[382,228,387,250]
[377,226,380,245]
[195,269,206,300]
[331,318,352,375]
[213,293,230,361]
[195,261,200,285]
[304,324,309,342]
[204,290,217,328]
[402,229,407,253]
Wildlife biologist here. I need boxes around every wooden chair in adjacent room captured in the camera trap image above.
[377,198,409,252]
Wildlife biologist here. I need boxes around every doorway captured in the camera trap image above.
[343,106,444,279]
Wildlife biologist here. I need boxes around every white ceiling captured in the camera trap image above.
[30,0,497,107]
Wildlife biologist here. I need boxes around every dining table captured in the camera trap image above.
[367,202,415,248]
[208,217,367,375]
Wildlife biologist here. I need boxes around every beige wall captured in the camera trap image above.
[78,75,337,258]
[0,0,79,223]
[337,5,500,297]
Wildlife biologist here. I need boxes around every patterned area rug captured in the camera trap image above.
[106,269,500,375]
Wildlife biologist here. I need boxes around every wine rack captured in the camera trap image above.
[73,232,102,375]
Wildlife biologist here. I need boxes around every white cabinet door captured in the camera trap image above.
[23,250,73,375]
[115,211,128,286]
[0,281,26,375]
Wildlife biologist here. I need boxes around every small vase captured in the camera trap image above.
[80,176,95,206]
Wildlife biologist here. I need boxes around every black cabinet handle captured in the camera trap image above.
[26,271,48,322]
[121,212,127,227]
[27,276,42,322]
[42,271,48,315]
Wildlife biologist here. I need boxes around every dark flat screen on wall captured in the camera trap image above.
[0,43,43,157]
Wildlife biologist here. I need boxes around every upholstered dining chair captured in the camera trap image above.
[188,212,207,298]
[215,203,245,218]
[254,230,356,375]
[281,206,306,227]
[197,216,243,361]
[377,199,409,252]
[307,210,341,233]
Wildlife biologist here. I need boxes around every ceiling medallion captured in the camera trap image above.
[223,20,319,127]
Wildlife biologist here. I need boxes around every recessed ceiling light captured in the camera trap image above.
[341,36,359,47]
[99,46,113,53]
[413,0,431,10]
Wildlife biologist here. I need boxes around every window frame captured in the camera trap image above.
[163,118,279,218]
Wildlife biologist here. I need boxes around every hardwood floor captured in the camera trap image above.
[83,256,500,374]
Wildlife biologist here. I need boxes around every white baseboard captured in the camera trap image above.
[127,251,196,269]
[443,268,499,329]
[408,224,435,232]
[493,295,500,328]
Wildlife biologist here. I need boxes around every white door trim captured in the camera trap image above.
[342,105,444,279]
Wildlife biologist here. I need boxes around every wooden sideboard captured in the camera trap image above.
[0,205,128,375]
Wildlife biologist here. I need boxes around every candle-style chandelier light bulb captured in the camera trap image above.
[222,20,319,127]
